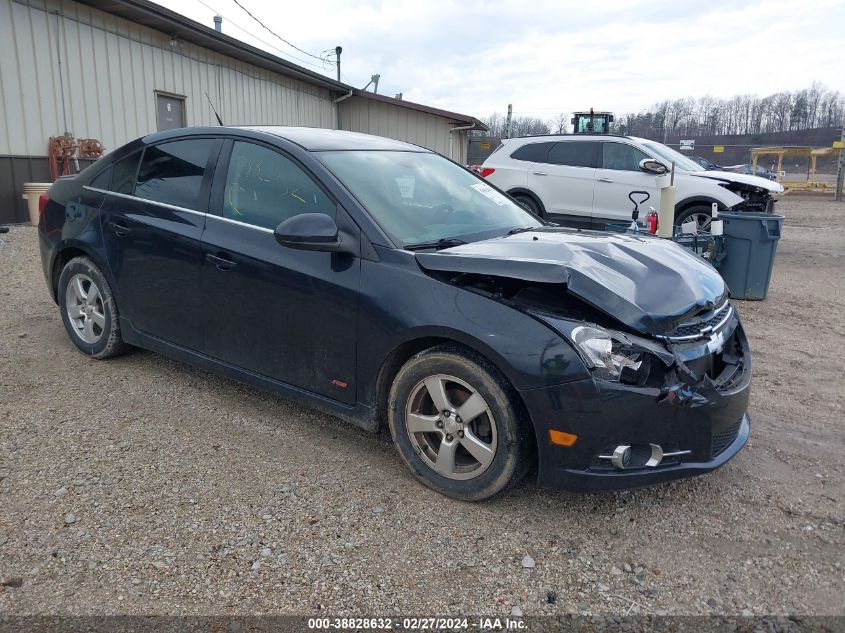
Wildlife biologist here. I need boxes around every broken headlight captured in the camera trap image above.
[570,325,643,383]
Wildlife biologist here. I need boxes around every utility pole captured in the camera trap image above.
[836,123,845,202]
[335,46,342,83]
[505,104,512,139]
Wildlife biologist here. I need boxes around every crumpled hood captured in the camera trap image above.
[415,228,727,336]
[690,169,784,193]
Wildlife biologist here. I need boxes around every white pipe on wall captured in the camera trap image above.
[449,123,475,161]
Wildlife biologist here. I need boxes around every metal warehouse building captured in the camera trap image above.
[0,0,485,224]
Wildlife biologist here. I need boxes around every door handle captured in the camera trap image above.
[532,171,548,176]
[108,221,131,237]
[597,177,614,183]
[206,253,237,271]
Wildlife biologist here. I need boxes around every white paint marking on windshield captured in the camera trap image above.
[395,176,415,199]
[471,182,509,206]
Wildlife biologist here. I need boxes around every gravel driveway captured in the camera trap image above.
[1,196,843,616]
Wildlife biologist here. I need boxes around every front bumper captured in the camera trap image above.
[520,322,751,491]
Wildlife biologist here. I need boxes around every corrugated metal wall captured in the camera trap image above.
[0,0,335,157]
[0,0,477,223]
[339,96,469,165]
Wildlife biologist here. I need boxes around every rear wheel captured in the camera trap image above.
[57,256,129,359]
[387,345,532,501]
[674,204,712,232]
[512,194,543,218]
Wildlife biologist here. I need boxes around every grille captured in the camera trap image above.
[671,302,732,339]
[711,419,742,458]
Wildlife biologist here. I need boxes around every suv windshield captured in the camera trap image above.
[642,142,704,172]
[318,151,541,247]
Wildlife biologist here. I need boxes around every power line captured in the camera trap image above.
[229,0,328,62]
[192,0,328,71]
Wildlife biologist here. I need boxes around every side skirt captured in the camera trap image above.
[119,317,379,433]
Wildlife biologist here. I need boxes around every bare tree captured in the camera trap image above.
[612,83,844,140]
[549,112,569,135]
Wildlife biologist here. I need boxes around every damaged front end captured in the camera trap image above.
[524,301,751,490]
[720,181,777,213]
[415,229,752,490]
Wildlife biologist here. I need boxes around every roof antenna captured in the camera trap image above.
[205,91,224,126]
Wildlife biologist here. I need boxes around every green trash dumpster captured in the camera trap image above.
[718,212,784,300]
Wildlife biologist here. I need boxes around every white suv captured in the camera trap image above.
[480,135,783,229]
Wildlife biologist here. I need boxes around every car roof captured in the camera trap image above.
[238,126,429,152]
[505,133,643,143]
[139,126,430,153]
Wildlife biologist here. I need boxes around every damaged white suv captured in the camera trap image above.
[480,135,783,230]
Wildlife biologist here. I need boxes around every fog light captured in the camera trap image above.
[598,444,692,470]
[610,445,631,469]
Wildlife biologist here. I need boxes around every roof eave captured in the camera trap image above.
[76,0,352,93]
[351,91,488,131]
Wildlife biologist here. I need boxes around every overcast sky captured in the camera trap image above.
[160,0,845,121]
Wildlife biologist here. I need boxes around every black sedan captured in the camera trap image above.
[38,126,751,500]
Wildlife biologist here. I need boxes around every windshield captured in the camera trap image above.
[642,142,704,172]
[318,151,541,247]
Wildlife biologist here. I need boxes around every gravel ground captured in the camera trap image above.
[1,196,843,617]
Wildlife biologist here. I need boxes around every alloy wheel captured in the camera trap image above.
[65,273,106,344]
[405,374,497,480]
[686,212,712,233]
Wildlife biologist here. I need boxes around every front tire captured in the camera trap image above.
[387,345,532,501]
[674,204,713,231]
[512,194,543,218]
[57,256,129,359]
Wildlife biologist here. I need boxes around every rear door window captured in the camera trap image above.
[510,142,554,163]
[135,139,216,211]
[547,141,598,167]
[222,141,335,230]
[601,142,649,171]
[89,166,112,190]
[110,152,141,195]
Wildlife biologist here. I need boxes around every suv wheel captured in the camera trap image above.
[512,194,543,218]
[387,345,532,501]
[675,204,712,231]
[58,256,129,359]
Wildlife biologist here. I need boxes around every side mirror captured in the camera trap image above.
[274,213,351,253]
[639,158,668,175]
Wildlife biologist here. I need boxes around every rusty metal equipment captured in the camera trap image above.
[77,138,105,159]
[47,135,105,180]
[48,134,77,180]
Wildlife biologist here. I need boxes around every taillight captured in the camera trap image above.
[38,191,50,218]
[480,167,495,178]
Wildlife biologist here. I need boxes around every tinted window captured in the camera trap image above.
[547,141,597,167]
[111,152,141,195]
[319,151,541,247]
[89,166,112,190]
[135,139,215,211]
[601,142,649,171]
[510,142,554,162]
[223,142,334,230]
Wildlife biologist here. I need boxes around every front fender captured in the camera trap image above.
[356,248,590,409]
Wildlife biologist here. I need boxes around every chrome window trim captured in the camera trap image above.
[84,185,276,234]
[207,213,275,234]
[83,186,206,217]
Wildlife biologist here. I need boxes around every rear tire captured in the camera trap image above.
[512,194,543,218]
[57,256,129,359]
[387,344,532,501]
[674,204,712,231]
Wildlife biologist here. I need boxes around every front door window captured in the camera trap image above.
[223,142,335,230]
